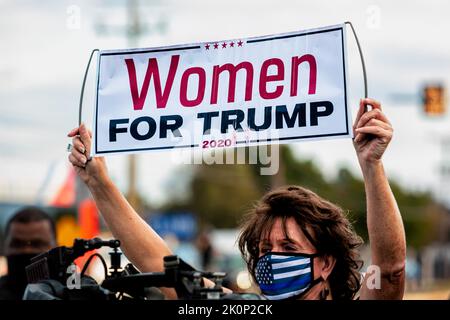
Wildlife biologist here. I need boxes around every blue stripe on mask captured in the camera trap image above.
[256,252,316,300]
[259,273,312,295]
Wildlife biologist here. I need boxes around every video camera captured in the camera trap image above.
[23,237,262,300]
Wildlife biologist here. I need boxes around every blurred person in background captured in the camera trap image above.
[195,230,214,271]
[0,207,57,300]
[68,98,406,300]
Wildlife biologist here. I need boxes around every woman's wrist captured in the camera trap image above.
[86,170,113,191]
[359,158,384,180]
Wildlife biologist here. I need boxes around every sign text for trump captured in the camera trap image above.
[93,24,352,156]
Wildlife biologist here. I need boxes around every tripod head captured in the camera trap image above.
[25,238,120,284]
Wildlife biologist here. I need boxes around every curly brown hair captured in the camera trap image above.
[238,185,364,300]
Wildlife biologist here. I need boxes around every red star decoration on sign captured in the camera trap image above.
[237,40,243,47]
[222,42,227,48]
[229,42,235,47]
[205,43,210,50]
[213,43,219,49]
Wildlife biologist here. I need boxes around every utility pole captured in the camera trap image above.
[439,137,450,207]
[126,0,141,213]
[94,0,168,214]
[270,145,286,189]
[438,137,450,243]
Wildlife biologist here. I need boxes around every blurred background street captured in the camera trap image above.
[0,0,449,299]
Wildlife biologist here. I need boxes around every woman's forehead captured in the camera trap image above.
[261,217,311,244]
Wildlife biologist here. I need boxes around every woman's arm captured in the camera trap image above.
[353,99,406,300]
[68,124,177,299]
[68,124,230,298]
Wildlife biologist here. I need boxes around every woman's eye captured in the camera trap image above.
[260,247,270,253]
[284,245,297,251]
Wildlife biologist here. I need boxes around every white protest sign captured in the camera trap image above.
[93,24,351,156]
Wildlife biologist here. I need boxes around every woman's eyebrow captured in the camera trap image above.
[281,238,304,248]
[259,239,271,245]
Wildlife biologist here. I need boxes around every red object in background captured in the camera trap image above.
[50,167,76,207]
[51,166,101,272]
[75,198,100,270]
[78,198,100,239]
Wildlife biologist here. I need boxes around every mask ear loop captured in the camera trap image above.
[78,49,99,126]
[345,21,369,112]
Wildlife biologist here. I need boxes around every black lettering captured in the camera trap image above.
[160,115,183,138]
[275,103,306,128]
[221,109,245,133]
[197,111,220,134]
[310,101,333,126]
[248,106,272,131]
[130,116,157,140]
[109,118,129,142]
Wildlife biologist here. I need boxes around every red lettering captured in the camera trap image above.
[290,54,317,96]
[259,58,284,99]
[180,67,206,107]
[210,62,253,104]
[125,55,180,110]
[124,53,318,110]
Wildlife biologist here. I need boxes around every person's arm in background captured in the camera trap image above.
[353,98,406,300]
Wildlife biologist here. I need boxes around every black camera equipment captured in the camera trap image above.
[23,237,263,300]
[24,238,123,300]
[26,238,121,284]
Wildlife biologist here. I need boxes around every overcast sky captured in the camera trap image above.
[1,0,450,206]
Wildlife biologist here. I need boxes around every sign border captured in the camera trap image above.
[94,25,349,155]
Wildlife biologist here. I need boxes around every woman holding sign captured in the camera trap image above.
[68,98,405,300]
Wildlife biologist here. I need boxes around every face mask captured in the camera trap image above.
[6,253,37,293]
[255,252,322,300]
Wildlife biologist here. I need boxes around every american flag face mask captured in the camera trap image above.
[255,252,321,300]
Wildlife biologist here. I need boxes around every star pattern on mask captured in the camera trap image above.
[256,255,273,284]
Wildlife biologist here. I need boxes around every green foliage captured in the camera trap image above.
[160,145,446,247]
[189,162,261,228]
[325,167,368,241]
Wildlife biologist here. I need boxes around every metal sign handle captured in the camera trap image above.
[345,21,369,111]
[78,49,99,126]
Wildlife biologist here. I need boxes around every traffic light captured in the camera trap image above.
[423,84,446,115]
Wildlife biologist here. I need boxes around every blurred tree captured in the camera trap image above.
[160,148,262,227]
[189,161,261,228]
[281,148,444,247]
[158,145,446,248]
[250,146,331,194]
[389,181,446,248]
[326,167,367,240]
